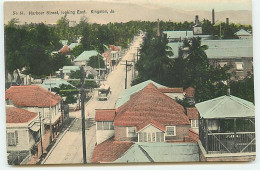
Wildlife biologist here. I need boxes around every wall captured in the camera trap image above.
[165,125,190,142]
[209,57,253,81]
[96,123,115,144]
[6,127,30,152]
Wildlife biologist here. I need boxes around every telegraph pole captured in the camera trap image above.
[121,60,133,89]
[80,66,87,164]
[39,112,43,156]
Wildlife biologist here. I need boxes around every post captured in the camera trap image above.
[80,67,87,164]
[234,118,237,152]
[125,60,128,89]
[39,112,44,156]
[205,119,209,154]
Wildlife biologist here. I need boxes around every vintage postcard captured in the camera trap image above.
[4,0,255,165]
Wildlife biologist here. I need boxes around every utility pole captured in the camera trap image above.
[120,60,133,89]
[80,66,87,164]
[39,112,43,156]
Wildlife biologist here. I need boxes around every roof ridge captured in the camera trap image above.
[229,95,255,111]
[203,96,228,118]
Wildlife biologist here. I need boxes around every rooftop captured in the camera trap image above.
[59,45,70,54]
[6,107,37,124]
[184,87,195,98]
[163,31,194,39]
[187,107,199,120]
[95,109,116,121]
[167,42,183,59]
[74,50,99,62]
[91,137,134,163]
[235,29,252,36]
[38,79,75,90]
[115,80,165,108]
[195,95,255,119]
[114,83,190,127]
[68,43,80,50]
[6,85,62,107]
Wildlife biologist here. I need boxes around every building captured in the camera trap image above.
[195,94,255,161]
[61,65,81,79]
[187,107,199,133]
[68,42,80,51]
[202,39,253,80]
[38,78,75,91]
[5,85,68,153]
[163,31,194,42]
[92,83,200,163]
[235,29,252,39]
[73,50,99,66]
[6,107,44,165]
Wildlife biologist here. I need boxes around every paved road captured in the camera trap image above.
[42,35,143,164]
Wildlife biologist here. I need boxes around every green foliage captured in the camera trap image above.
[230,75,254,103]
[52,84,78,104]
[71,45,85,57]
[87,56,105,68]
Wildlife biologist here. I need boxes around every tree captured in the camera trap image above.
[132,33,172,86]
[52,84,78,104]
[87,56,105,68]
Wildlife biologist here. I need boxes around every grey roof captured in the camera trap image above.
[115,80,165,108]
[85,66,98,76]
[195,95,255,119]
[202,39,253,59]
[235,29,252,36]
[163,31,194,39]
[60,40,68,46]
[167,42,183,59]
[38,79,75,90]
[74,50,99,62]
[115,142,199,163]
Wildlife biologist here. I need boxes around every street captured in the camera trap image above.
[42,35,143,164]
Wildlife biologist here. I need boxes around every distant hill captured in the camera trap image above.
[4,1,252,25]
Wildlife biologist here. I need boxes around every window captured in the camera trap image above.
[139,132,147,142]
[127,127,137,137]
[219,62,228,67]
[156,132,164,142]
[191,120,198,128]
[97,121,114,130]
[166,126,176,136]
[236,62,244,71]
[7,131,18,146]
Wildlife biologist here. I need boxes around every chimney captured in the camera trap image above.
[226,18,229,25]
[212,9,215,25]
[195,15,199,25]
[157,19,160,37]
[186,30,187,36]
[227,88,231,96]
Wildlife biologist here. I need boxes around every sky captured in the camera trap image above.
[91,0,252,11]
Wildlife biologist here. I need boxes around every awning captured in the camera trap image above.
[30,124,40,132]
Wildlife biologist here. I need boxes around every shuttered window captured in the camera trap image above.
[156,132,165,142]
[7,131,18,146]
[139,132,147,142]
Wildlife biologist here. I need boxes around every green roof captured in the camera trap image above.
[62,66,80,73]
[115,143,199,163]
[68,43,80,50]
[38,79,75,90]
[235,29,252,36]
[115,80,165,108]
[74,50,99,62]
[163,31,194,39]
[60,40,68,46]
[195,95,255,119]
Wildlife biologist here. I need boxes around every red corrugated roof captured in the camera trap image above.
[95,109,116,121]
[184,87,195,98]
[6,85,62,107]
[109,45,121,51]
[91,137,134,163]
[158,87,183,93]
[6,107,37,123]
[59,45,70,54]
[114,83,190,127]
[187,107,199,120]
